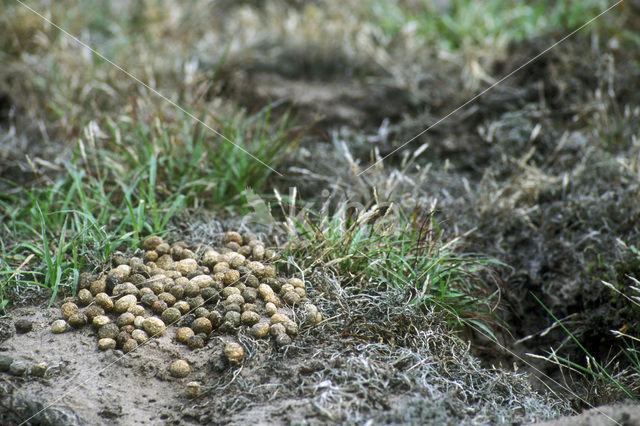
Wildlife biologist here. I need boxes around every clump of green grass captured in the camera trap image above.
[281,198,503,339]
[530,244,640,403]
[0,102,300,309]
[103,104,299,209]
[367,0,612,51]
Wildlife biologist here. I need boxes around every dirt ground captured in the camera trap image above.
[0,290,565,425]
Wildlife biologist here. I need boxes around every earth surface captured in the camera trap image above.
[2,0,640,424]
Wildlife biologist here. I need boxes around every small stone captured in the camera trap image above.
[141,293,158,307]
[263,265,276,279]
[250,322,270,338]
[143,317,166,337]
[243,232,258,244]
[143,250,158,263]
[89,278,106,295]
[151,300,168,315]
[83,305,105,322]
[247,262,264,277]
[51,319,68,334]
[242,303,258,312]
[173,300,191,315]
[221,287,240,298]
[185,381,201,399]
[264,249,278,261]
[187,296,205,309]
[113,264,132,281]
[245,274,259,288]
[213,262,229,274]
[169,284,185,300]
[147,280,166,295]
[223,269,240,285]
[228,253,245,269]
[284,320,299,336]
[141,235,164,251]
[226,294,245,306]
[112,282,140,298]
[115,294,138,313]
[268,278,284,293]
[226,241,241,251]
[117,312,136,327]
[225,231,243,245]
[275,333,292,347]
[142,250,159,263]
[98,323,120,339]
[78,272,93,289]
[190,275,214,289]
[134,316,145,329]
[122,339,138,353]
[176,259,198,276]
[129,273,146,286]
[240,311,260,326]
[98,338,117,350]
[224,311,241,326]
[92,315,111,328]
[264,294,280,307]
[283,291,300,306]
[68,313,87,328]
[208,311,223,328]
[9,360,28,376]
[265,302,278,316]
[180,314,196,327]
[14,319,33,334]
[224,342,244,364]
[279,284,295,296]
[270,313,289,324]
[184,281,200,298]
[128,304,146,316]
[156,242,170,255]
[116,331,132,348]
[0,354,14,371]
[131,262,149,277]
[241,288,257,303]
[289,278,304,288]
[252,244,265,260]
[139,287,154,296]
[161,307,182,325]
[105,274,121,294]
[191,317,212,335]
[30,362,48,377]
[258,284,275,300]
[158,292,176,306]
[201,249,218,268]
[270,323,286,337]
[187,335,205,350]
[218,321,237,334]
[169,359,190,378]
[77,288,93,306]
[181,249,196,260]
[94,293,114,311]
[132,329,149,344]
[156,254,174,270]
[121,324,135,334]
[176,327,195,344]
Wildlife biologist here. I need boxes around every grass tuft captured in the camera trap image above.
[280,198,503,339]
[0,101,300,309]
